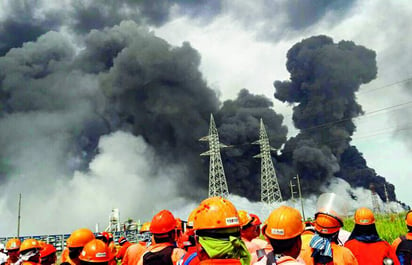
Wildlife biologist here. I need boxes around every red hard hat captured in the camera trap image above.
[40,244,56,258]
[150,210,176,234]
[249,213,262,226]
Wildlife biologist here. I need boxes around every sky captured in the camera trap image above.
[0,0,411,236]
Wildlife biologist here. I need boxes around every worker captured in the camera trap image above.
[177,207,200,265]
[5,238,21,265]
[248,213,269,250]
[61,228,95,265]
[137,210,186,265]
[344,207,399,264]
[193,196,250,265]
[255,206,305,265]
[238,210,262,264]
[392,210,412,265]
[139,222,153,247]
[122,222,151,265]
[19,238,42,265]
[300,193,358,265]
[39,244,57,265]
[78,239,114,265]
[116,237,132,261]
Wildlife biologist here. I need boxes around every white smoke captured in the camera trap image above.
[0,131,194,237]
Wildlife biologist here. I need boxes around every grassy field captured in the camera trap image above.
[343,212,409,243]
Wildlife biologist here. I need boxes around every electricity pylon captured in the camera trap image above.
[370,184,381,213]
[253,119,283,204]
[200,114,229,198]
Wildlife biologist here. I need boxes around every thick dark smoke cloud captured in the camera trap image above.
[0,1,61,56]
[274,35,396,201]
[216,89,287,200]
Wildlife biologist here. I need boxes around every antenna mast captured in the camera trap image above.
[253,119,282,205]
[200,114,229,198]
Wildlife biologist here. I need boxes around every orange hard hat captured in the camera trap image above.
[193,197,240,230]
[150,210,176,234]
[67,228,95,248]
[40,243,56,258]
[406,210,412,226]
[238,210,253,227]
[140,222,151,233]
[20,238,41,252]
[314,213,343,234]
[265,206,304,240]
[354,207,375,225]
[79,239,114,263]
[187,207,198,228]
[249,213,262,226]
[6,238,21,251]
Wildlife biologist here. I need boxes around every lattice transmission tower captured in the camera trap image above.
[253,119,283,204]
[200,114,229,198]
[370,184,381,213]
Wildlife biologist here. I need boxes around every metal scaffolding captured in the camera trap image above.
[253,119,283,204]
[200,114,229,198]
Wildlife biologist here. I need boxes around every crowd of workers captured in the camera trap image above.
[1,193,412,265]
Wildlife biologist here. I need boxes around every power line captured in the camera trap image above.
[358,77,412,95]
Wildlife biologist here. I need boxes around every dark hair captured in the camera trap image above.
[348,223,380,241]
[268,236,300,254]
[407,225,412,232]
[153,230,175,243]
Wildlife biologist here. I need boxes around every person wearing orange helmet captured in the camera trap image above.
[344,207,400,264]
[61,228,95,265]
[392,210,412,265]
[79,239,114,265]
[116,237,132,261]
[300,193,358,265]
[122,222,151,265]
[5,238,21,265]
[255,206,304,265]
[177,207,200,265]
[40,243,56,265]
[19,238,42,265]
[193,197,250,265]
[137,210,186,265]
[238,210,265,264]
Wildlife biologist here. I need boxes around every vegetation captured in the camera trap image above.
[343,212,408,243]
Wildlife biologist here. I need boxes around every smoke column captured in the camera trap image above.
[274,35,396,200]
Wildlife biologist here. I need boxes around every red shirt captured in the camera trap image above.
[345,239,400,265]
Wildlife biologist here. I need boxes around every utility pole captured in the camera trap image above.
[200,114,229,198]
[253,119,282,205]
[17,193,21,237]
[295,174,305,220]
[290,180,296,202]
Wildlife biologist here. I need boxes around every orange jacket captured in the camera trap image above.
[122,243,147,265]
[137,243,186,265]
[299,241,358,265]
[198,259,241,265]
[345,239,400,265]
[117,242,133,260]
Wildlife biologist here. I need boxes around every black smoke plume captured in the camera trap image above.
[274,35,396,200]
[216,89,287,200]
